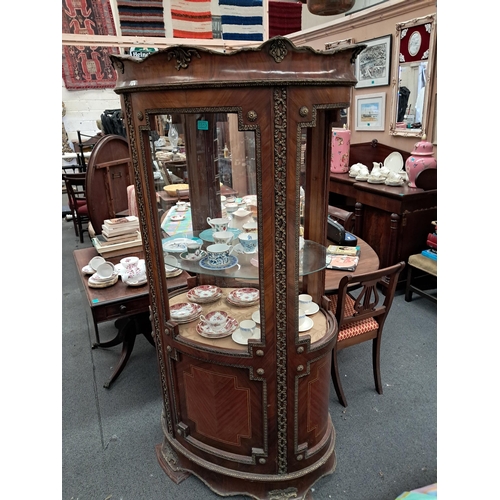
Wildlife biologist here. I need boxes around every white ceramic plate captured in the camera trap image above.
[367,177,386,184]
[251,310,260,324]
[304,303,319,315]
[384,152,404,173]
[232,327,261,345]
[299,316,314,332]
[170,214,185,221]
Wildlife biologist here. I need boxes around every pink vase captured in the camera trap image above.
[330,128,351,173]
[405,135,437,188]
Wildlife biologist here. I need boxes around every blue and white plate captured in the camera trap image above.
[199,255,238,271]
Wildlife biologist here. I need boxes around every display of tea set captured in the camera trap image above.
[162,210,259,271]
[348,137,437,188]
[169,286,319,344]
[349,151,408,186]
[82,255,149,288]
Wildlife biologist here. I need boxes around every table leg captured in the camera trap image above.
[94,312,152,389]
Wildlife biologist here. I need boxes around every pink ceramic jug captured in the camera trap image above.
[405,135,437,188]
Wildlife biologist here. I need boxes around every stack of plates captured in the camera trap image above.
[88,271,119,288]
[187,285,223,304]
[196,315,238,339]
[170,302,202,324]
[165,264,183,278]
[227,288,260,307]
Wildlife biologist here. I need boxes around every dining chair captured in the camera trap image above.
[328,261,405,407]
[63,173,89,243]
[327,205,355,233]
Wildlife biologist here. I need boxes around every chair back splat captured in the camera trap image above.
[329,261,405,407]
[63,173,89,243]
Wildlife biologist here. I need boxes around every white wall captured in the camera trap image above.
[62,80,121,147]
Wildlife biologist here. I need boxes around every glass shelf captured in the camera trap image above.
[162,230,328,280]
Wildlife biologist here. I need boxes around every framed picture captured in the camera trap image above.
[355,34,392,88]
[325,38,353,50]
[355,93,386,131]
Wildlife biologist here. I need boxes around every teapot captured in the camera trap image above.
[230,208,253,230]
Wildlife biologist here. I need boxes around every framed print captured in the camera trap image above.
[355,93,386,131]
[325,38,353,50]
[355,34,392,88]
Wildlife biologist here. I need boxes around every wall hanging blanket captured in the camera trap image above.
[62,0,118,90]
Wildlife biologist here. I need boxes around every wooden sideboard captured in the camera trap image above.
[329,141,437,285]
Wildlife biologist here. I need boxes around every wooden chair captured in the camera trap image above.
[63,173,89,243]
[329,261,405,407]
[328,205,355,232]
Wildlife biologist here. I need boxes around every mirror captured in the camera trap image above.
[390,14,436,137]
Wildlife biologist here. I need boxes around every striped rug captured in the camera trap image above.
[117,0,166,37]
[170,0,213,39]
[218,0,264,41]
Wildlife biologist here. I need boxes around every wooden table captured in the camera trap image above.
[324,236,379,292]
[73,247,189,388]
[329,172,436,284]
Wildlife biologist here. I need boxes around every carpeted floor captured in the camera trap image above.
[62,216,437,499]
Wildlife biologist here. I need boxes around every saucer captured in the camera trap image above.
[299,316,314,332]
[170,214,185,221]
[163,240,188,253]
[355,175,369,181]
[125,276,147,286]
[199,255,238,271]
[385,179,404,186]
[251,310,260,324]
[199,228,241,243]
[81,264,94,275]
[180,250,207,262]
[367,177,386,184]
[232,327,261,345]
[303,303,319,315]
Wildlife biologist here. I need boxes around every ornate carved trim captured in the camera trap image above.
[166,47,201,70]
[124,94,174,436]
[273,87,288,474]
[269,38,288,63]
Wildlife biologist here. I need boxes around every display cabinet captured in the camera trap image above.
[110,37,364,499]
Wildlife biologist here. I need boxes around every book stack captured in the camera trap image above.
[326,245,360,271]
[421,220,437,261]
[92,216,142,258]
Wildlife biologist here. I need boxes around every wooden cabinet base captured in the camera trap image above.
[156,414,337,500]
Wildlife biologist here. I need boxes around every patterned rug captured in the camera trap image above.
[218,0,264,41]
[170,0,213,39]
[62,0,118,90]
[117,0,166,37]
[268,0,302,38]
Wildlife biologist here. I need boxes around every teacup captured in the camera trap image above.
[213,231,234,245]
[186,241,202,255]
[239,319,256,339]
[298,307,308,327]
[299,294,313,312]
[120,256,145,281]
[206,243,234,268]
[242,221,257,233]
[200,311,230,332]
[176,201,187,212]
[96,261,115,279]
[207,217,230,232]
[224,202,239,214]
[238,232,258,253]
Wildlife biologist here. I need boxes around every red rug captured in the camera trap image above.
[268,1,302,38]
[62,0,119,90]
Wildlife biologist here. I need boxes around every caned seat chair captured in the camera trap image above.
[63,173,89,243]
[329,261,405,407]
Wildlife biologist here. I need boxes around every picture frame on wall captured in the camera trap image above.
[355,92,386,131]
[355,34,392,88]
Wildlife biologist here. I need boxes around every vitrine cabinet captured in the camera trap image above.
[110,37,364,499]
